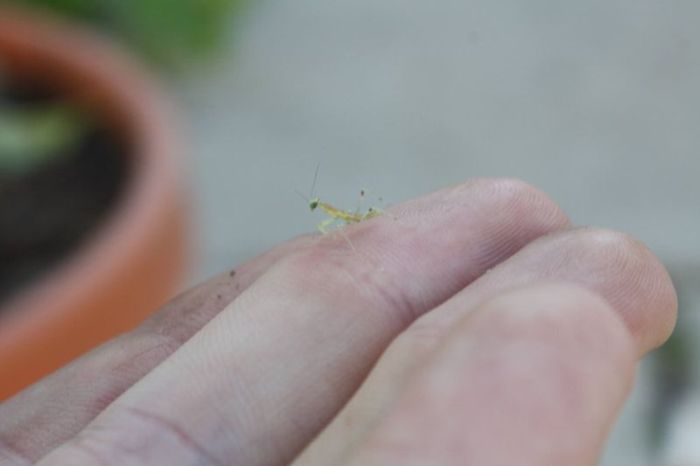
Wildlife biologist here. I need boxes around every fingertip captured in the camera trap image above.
[544,228,678,354]
[347,282,638,466]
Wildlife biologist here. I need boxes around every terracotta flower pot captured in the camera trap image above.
[0,6,189,400]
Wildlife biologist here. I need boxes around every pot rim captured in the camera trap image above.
[0,5,187,393]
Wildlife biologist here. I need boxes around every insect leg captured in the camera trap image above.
[317,217,336,234]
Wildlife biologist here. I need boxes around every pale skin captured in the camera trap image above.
[0,178,678,465]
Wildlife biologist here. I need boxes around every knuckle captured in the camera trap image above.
[479,284,630,349]
[276,245,418,327]
[46,407,223,466]
[467,284,638,379]
[276,247,357,298]
[53,432,117,466]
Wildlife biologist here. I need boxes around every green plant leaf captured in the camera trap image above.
[17,0,98,19]
[0,103,85,175]
[10,0,248,66]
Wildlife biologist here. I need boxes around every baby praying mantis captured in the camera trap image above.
[309,193,382,233]
[297,165,383,234]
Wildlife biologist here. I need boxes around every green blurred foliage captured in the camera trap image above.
[0,103,84,175]
[1,0,247,172]
[11,0,247,66]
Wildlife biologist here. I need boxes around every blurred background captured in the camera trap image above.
[1,0,698,464]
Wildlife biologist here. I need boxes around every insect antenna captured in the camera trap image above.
[309,162,321,199]
[294,189,309,202]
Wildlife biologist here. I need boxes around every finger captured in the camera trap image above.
[0,234,315,464]
[346,284,638,466]
[37,179,570,466]
[298,228,677,464]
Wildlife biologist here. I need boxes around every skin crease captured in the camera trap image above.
[0,178,677,466]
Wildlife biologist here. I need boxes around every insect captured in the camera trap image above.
[297,165,383,234]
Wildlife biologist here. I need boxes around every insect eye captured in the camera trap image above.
[309,200,319,210]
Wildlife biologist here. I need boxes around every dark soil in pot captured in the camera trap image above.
[0,75,130,307]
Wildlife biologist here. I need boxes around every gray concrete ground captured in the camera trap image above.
[177,1,700,464]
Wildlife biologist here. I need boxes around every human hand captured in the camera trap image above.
[0,179,677,465]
